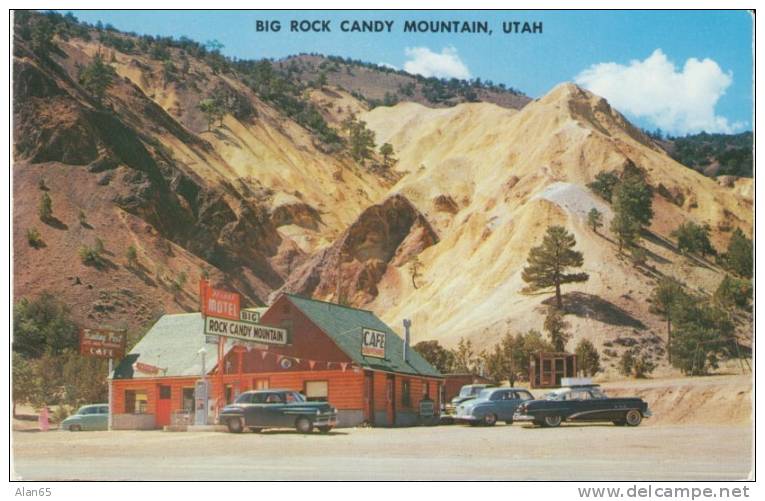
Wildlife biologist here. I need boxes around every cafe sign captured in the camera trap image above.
[79,328,127,359]
[361,328,386,358]
[204,317,288,346]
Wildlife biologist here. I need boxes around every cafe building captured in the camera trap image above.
[110,293,443,429]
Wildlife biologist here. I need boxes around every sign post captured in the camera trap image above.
[79,328,126,432]
[107,358,113,431]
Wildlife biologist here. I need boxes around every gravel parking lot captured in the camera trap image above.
[12,422,752,481]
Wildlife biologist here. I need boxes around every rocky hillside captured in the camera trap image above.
[13,13,752,374]
[276,54,531,110]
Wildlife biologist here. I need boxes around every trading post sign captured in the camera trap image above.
[79,328,127,359]
[361,328,386,358]
[204,317,288,345]
[200,280,240,320]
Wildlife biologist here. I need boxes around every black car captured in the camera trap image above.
[219,389,337,434]
[513,385,651,427]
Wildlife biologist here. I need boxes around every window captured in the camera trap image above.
[182,388,195,411]
[305,381,329,402]
[265,393,284,404]
[98,406,109,414]
[159,385,171,399]
[516,391,533,401]
[287,392,306,403]
[402,379,411,407]
[125,390,148,414]
[568,390,591,401]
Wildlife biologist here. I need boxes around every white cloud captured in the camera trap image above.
[574,49,744,135]
[403,46,471,80]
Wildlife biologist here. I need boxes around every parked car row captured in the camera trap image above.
[63,383,650,434]
[453,384,651,428]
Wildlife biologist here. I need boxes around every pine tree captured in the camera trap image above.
[649,277,686,363]
[721,228,752,278]
[672,221,715,257]
[79,53,115,103]
[522,226,589,308]
[126,245,138,268]
[38,192,53,222]
[609,171,653,253]
[544,308,571,352]
[198,98,223,131]
[670,301,735,375]
[610,211,640,254]
[575,338,601,376]
[379,143,395,167]
[587,207,603,234]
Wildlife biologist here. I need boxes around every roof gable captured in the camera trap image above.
[283,294,442,378]
[113,313,231,379]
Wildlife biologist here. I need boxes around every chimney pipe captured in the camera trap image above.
[403,319,411,363]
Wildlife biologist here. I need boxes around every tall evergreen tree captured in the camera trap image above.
[722,228,753,278]
[587,208,603,234]
[522,226,589,308]
[79,53,115,103]
[575,338,601,376]
[649,277,686,363]
[544,308,571,352]
[670,301,735,375]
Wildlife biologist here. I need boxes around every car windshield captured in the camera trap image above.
[477,389,493,400]
[286,392,306,403]
[544,390,568,401]
[544,387,606,401]
[459,387,476,397]
[76,406,93,415]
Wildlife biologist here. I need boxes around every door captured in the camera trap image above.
[253,378,270,390]
[495,390,515,420]
[364,371,375,425]
[386,374,396,426]
[554,358,565,386]
[156,385,172,427]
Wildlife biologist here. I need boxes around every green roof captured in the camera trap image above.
[284,294,442,378]
[112,313,231,379]
[113,297,442,380]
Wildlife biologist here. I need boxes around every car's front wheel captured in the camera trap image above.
[226,417,243,433]
[296,417,314,434]
[483,413,497,426]
[69,424,81,432]
[625,410,643,427]
[542,415,562,428]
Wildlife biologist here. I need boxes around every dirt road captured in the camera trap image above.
[12,422,752,481]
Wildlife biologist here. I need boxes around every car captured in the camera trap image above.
[513,385,651,427]
[454,387,534,426]
[61,404,109,431]
[446,384,496,413]
[219,389,338,434]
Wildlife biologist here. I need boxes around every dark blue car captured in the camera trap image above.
[514,385,651,427]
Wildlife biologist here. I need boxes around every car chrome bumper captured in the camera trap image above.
[453,414,479,421]
[314,414,337,427]
[643,409,652,418]
[512,413,535,422]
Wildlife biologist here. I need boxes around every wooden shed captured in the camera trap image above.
[529,351,577,388]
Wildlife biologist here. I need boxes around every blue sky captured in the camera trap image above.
[63,10,753,135]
